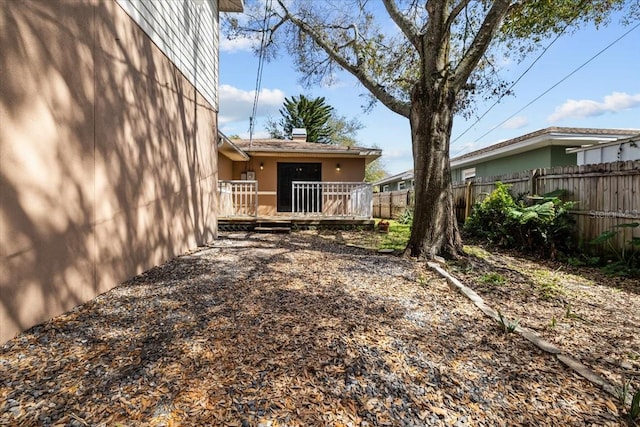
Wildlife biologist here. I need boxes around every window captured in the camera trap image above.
[462,168,476,180]
[382,185,389,192]
[398,181,406,190]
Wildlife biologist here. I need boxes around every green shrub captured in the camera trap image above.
[630,389,640,423]
[464,182,517,246]
[590,223,640,278]
[497,310,520,334]
[464,183,577,258]
[397,207,413,225]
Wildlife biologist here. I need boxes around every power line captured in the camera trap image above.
[451,34,566,145]
[451,1,590,146]
[466,21,640,148]
[249,0,273,144]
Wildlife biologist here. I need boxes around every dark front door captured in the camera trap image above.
[277,162,322,212]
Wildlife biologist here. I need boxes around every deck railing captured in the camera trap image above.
[219,180,258,217]
[292,181,373,218]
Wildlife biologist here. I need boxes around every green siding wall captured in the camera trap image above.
[550,146,577,167]
[452,146,578,181]
[380,179,412,192]
[476,147,550,177]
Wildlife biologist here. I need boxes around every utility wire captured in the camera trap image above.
[249,0,273,144]
[451,35,566,145]
[465,21,640,148]
[451,1,590,146]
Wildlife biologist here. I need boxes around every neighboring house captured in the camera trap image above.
[567,134,640,165]
[217,134,381,217]
[372,127,639,196]
[373,169,414,193]
[0,0,243,343]
[450,127,640,182]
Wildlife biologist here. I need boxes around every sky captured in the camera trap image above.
[218,6,640,176]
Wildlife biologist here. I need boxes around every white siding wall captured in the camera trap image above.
[116,0,220,109]
[577,142,640,165]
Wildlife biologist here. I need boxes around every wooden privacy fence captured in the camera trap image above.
[452,161,640,251]
[373,161,639,251]
[372,190,414,219]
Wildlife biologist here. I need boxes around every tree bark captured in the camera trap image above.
[405,84,463,260]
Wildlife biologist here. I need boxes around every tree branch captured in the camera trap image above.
[277,0,411,117]
[266,16,287,47]
[445,0,472,32]
[382,0,420,49]
[451,0,513,92]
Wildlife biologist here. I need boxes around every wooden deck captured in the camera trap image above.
[218,216,375,232]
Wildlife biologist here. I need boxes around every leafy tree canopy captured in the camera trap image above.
[364,156,387,183]
[226,1,637,119]
[266,94,368,147]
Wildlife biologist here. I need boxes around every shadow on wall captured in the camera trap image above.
[0,0,218,342]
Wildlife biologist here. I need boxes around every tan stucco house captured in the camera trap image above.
[218,134,381,219]
[0,0,243,343]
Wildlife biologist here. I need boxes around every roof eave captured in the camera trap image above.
[219,0,244,13]
[218,132,250,161]
[566,133,640,153]
[373,169,414,186]
[450,133,623,168]
[242,148,382,159]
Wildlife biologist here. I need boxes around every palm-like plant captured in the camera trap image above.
[273,95,334,143]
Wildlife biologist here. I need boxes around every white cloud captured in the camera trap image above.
[220,37,257,53]
[218,84,286,124]
[219,125,271,139]
[383,149,411,159]
[502,115,528,129]
[548,92,640,122]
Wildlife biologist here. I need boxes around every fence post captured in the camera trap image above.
[529,169,539,196]
[389,192,393,219]
[464,180,473,220]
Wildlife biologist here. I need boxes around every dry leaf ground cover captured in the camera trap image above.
[0,232,631,426]
[449,246,640,397]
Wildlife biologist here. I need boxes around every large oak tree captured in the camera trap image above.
[226,0,636,259]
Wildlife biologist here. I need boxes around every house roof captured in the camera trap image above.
[218,132,249,161]
[219,0,244,12]
[373,169,414,186]
[230,139,382,163]
[450,127,640,168]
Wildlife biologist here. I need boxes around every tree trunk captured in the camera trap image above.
[405,85,463,260]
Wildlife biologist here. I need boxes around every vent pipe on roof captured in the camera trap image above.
[291,128,307,142]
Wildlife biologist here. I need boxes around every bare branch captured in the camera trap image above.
[451,0,513,92]
[382,0,420,49]
[266,16,287,47]
[277,0,411,117]
[445,0,473,32]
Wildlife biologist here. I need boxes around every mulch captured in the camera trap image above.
[448,245,640,394]
[0,232,631,426]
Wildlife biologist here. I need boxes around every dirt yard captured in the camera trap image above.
[1,232,637,426]
[449,245,640,395]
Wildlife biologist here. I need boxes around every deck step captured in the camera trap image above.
[217,218,375,232]
[254,226,291,233]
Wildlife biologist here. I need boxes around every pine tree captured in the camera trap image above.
[277,95,333,143]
